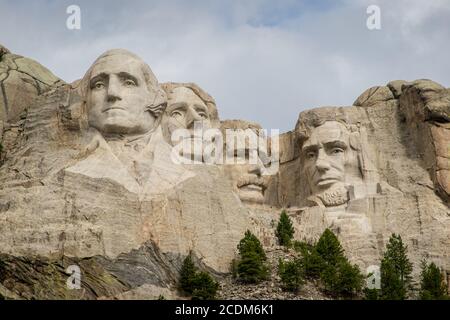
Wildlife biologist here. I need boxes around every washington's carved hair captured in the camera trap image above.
[79,49,167,117]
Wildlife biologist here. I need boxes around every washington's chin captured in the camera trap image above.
[94,118,153,135]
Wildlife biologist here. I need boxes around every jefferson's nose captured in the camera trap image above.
[107,77,122,102]
[186,107,203,129]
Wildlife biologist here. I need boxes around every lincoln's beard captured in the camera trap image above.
[308,183,349,207]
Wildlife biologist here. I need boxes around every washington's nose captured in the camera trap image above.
[107,77,122,102]
[186,107,203,129]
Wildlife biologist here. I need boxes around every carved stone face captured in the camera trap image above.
[86,53,157,135]
[162,86,211,143]
[302,121,354,195]
[222,125,268,204]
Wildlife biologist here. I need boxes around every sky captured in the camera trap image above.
[1,0,449,132]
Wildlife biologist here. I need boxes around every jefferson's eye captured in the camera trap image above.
[93,81,105,89]
[171,111,183,119]
[124,79,137,87]
[198,112,208,119]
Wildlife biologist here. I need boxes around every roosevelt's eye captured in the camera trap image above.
[124,79,137,87]
[93,81,105,90]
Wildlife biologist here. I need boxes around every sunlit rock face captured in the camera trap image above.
[0,44,63,124]
[0,47,448,299]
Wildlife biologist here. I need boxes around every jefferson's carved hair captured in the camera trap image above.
[161,82,219,122]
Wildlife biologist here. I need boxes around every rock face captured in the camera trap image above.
[0,44,63,124]
[0,48,449,299]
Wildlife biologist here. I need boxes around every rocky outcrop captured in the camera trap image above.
[0,44,63,124]
[0,49,448,299]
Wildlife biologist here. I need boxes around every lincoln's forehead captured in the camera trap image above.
[90,54,145,79]
[303,121,349,148]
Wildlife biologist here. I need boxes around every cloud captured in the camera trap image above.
[0,0,449,132]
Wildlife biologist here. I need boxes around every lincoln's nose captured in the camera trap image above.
[315,150,331,171]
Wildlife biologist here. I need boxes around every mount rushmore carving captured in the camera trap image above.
[0,45,449,299]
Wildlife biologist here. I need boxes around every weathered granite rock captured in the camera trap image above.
[274,80,450,280]
[0,48,448,299]
[0,45,63,123]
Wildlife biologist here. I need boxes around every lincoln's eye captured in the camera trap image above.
[331,148,344,155]
[198,112,208,119]
[124,79,137,87]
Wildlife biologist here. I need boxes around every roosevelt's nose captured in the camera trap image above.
[248,164,262,176]
[315,150,331,171]
[107,76,122,102]
[186,107,203,129]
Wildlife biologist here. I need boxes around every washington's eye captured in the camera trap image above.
[93,81,105,89]
[306,151,316,159]
[124,79,137,87]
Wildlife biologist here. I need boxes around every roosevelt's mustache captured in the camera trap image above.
[237,175,268,190]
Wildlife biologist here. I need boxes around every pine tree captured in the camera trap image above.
[315,228,344,266]
[294,240,323,279]
[380,234,413,300]
[278,258,305,292]
[179,253,197,295]
[178,253,219,299]
[191,272,220,300]
[276,210,295,247]
[419,261,448,300]
[236,230,269,284]
[314,229,363,298]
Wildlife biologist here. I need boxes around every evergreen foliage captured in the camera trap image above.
[236,230,269,284]
[276,210,295,246]
[419,260,448,300]
[379,234,413,300]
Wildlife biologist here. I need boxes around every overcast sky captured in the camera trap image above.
[1,0,449,132]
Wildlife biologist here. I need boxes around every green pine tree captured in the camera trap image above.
[380,234,413,300]
[419,260,448,300]
[294,240,324,279]
[178,252,219,299]
[191,272,220,300]
[276,210,295,247]
[278,258,305,292]
[236,230,269,284]
[363,288,380,300]
[179,253,197,295]
[315,228,344,266]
